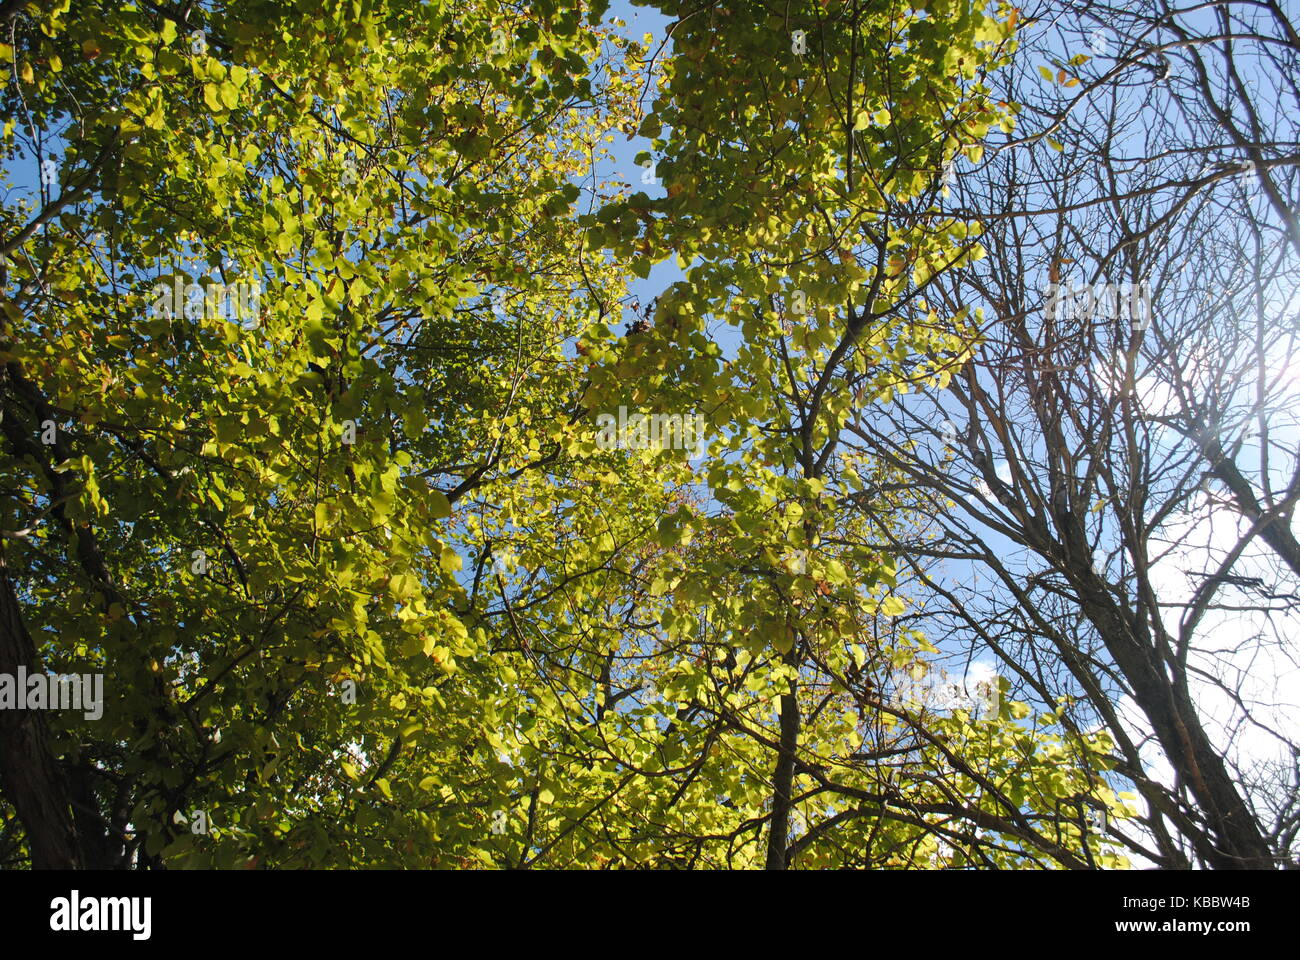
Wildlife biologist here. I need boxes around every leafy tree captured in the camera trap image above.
[580,0,1133,869]
[1,0,650,868]
[1,0,1156,871]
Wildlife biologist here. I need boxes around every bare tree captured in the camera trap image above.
[839,0,1300,868]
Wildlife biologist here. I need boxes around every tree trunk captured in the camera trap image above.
[765,649,801,870]
[0,555,83,868]
[1082,583,1275,868]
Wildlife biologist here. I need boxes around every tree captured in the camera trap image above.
[1,0,654,868]
[833,0,1300,868]
[6,0,1256,872]
[584,0,1133,869]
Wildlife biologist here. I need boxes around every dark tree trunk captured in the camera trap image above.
[1080,581,1275,868]
[765,648,801,870]
[0,556,83,868]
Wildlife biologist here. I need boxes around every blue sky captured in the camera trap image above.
[597,0,684,325]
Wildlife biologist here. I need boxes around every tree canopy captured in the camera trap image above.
[1,0,1295,870]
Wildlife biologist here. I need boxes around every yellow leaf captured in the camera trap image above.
[880,595,907,617]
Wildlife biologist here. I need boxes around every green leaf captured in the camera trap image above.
[439,543,462,573]
[389,572,420,601]
[428,489,451,519]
